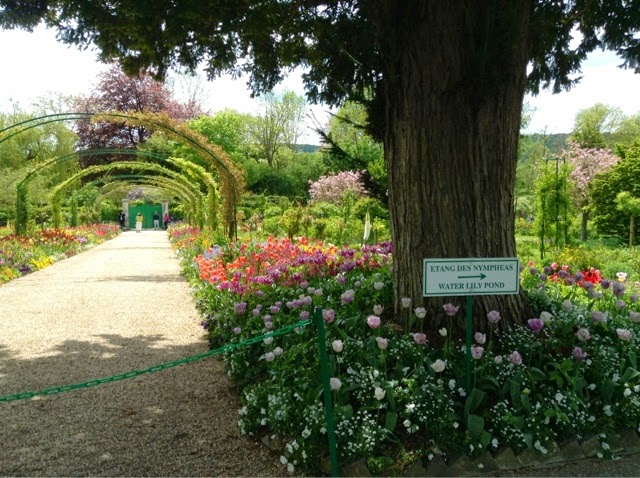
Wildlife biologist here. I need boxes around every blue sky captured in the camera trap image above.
[2,25,640,142]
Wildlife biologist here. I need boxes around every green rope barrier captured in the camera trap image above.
[0,319,311,403]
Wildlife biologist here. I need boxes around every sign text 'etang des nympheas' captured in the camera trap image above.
[423,258,520,297]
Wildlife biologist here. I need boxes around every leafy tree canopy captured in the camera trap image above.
[590,141,640,242]
[3,1,639,139]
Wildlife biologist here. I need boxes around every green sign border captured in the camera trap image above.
[423,258,520,297]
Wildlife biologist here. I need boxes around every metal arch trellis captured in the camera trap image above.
[1,111,243,237]
[66,174,201,225]
[49,160,211,229]
[14,148,217,233]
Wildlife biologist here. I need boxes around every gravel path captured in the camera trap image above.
[0,231,284,477]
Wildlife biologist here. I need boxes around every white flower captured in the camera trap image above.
[280,456,288,465]
[540,311,553,323]
[406,403,416,413]
[376,337,388,350]
[604,405,613,416]
[448,379,456,390]
[414,307,427,318]
[287,463,295,473]
[330,377,342,391]
[374,387,386,401]
[265,352,275,362]
[263,337,274,345]
[625,388,632,397]
[589,383,596,391]
[491,438,499,448]
[431,359,446,373]
[458,387,467,397]
[555,392,564,403]
[453,422,459,429]
[332,340,344,353]
[562,299,573,311]
[401,297,412,308]
[494,355,503,364]
[273,346,283,356]
[439,328,447,337]
[403,419,411,428]
[602,442,610,451]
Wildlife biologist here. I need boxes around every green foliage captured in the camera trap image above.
[591,142,640,242]
[534,161,573,249]
[241,151,324,199]
[570,103,623,149]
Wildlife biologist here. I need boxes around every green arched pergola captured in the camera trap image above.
[49,160,214,229]
[2,111,243,236]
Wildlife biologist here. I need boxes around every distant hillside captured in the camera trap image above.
[523,133,570,156]
[294,144,322,153]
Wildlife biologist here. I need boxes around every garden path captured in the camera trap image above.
[0,230,284,476]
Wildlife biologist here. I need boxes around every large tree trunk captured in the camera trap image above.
[369,1,531,334]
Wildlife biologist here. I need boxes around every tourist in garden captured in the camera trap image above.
[163,212,170,230]
[153,211,160,230]
[118,210,126,229]
[135,213,143,233]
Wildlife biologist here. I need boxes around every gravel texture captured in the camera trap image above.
[0,230,285,477]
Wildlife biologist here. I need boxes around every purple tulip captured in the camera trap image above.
[527,318,544,333]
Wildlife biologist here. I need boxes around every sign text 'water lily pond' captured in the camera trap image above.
[423,258,520,297]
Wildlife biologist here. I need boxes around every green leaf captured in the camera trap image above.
[544,408,555,417]
[337,404,353,419]
[464,388,486,418]
[603,380,618,401]
[467,414,485,440]
[528,367,547,381]
[523,433,533,449]
[385,411,397,432]
[509,380,521,405]
[521,394,531,412]
[629,352,638,370]
[620,367,640,383]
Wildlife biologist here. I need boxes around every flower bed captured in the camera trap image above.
[0,224,120,283]
[170,225,640,475]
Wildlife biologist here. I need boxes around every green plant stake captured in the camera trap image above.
[314,307,340,477]
[466,295,473,393]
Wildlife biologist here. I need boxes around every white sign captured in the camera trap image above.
[423,258,520,297]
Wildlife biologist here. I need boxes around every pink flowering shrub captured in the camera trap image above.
[308,170,368,204]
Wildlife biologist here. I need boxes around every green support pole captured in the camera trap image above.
[314,307,339,477]
[465,295,474,393]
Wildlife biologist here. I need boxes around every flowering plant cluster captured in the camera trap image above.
[0,224,119,283]
[172,227,640,475]
[308,170,368,205]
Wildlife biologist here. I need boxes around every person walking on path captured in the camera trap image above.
[153,211,160,230]
[118,211,126,229]
[163,212,170,230]
[136,212,144,232]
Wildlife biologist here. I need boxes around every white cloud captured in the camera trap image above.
[525,50,640,134]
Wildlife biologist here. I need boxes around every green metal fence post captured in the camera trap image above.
[465,295,474,393]
[314,307,340,477]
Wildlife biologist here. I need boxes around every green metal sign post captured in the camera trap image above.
[314,307,340,477]
[423,258,520,392]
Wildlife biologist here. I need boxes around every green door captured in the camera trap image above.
[129,205,162,229]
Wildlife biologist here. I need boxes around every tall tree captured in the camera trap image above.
[571,103,623,149]
[73,64,201,166]
[561,141,619,241]
[248,91,307,167]
[3,1,640,331]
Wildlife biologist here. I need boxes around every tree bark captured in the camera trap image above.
[581,209,589,242]
[369,1,532,333]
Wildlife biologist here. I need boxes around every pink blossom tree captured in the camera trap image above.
[308,170,368,205]
[561,141,619,241]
